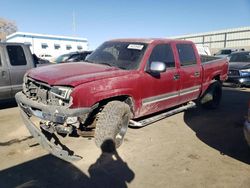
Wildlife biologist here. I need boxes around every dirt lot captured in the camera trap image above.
[0,87,250,188]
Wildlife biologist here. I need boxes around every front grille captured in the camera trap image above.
[228,69,240,76]
[23,78,69,106]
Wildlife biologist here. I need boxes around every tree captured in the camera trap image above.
[0,17,17,41]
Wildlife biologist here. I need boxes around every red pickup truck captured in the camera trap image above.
[16,38,228,161]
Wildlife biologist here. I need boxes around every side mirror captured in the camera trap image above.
[149,61,166,73]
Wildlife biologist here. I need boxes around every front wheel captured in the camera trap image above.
[94,101,131,148]
[201,81,222,109]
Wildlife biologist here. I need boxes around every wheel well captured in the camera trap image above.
[198,74,222,99]
[82,95,134,128]
[98,95,135,115]
[213,75,221,83]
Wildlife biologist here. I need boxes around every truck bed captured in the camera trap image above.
[200,55,228,96]
[200,55,221,64]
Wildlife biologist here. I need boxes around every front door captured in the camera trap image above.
[6,45,30,97]
[139,43,180,116]
[0,46,11,100]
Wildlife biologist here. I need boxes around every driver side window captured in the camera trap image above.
[149,44,175,68]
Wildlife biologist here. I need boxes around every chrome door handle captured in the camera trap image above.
[173,74,180,80]
[194,72,200,77]
[1,70,6,77]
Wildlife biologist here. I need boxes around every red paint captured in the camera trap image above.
[27,39,228,118]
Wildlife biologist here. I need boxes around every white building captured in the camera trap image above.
[170,26,250,54]
[6,32,89,59]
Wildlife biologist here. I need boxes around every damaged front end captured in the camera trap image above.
[15,76,96,161]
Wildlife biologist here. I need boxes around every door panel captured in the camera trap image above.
[140,69,180,116]
[0,47,11,100]
[176,43,202,104]
[139,43,180,116]
[0,67,11,100]
[6,45,30,97]
[179,66,202,103]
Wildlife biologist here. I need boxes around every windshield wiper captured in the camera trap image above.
[86,61,125,69]
[84,59,94,63]
[99,62,128,70]
[99,62,113,67]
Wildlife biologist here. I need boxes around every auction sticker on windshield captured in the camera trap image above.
[127,44,144,50]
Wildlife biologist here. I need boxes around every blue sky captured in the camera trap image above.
[1,0,250,49]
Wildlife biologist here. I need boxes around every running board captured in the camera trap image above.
[129,101,196,127]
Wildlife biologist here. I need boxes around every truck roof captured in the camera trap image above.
[0,42,29,46]
[109,38,190,44]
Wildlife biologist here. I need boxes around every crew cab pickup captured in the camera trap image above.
[15,39,228,161]
[0,42,48,100]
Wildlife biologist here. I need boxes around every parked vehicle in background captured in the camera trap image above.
[33,54,51,64]
[39,53,53,61]
[54,51,92,63]
[225,51,250,87]
[195,44,211,56]
[15,38,228,161]
[214,48,245,58]
[0,42,50,101]
[244,101,250,147]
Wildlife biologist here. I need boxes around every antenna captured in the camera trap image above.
[72,10,76,36]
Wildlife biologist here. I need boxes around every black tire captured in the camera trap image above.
[201,81,222,109]
[234,83,242,88]
[94,101,131,148]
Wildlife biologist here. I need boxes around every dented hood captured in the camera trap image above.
[28,62,128,87]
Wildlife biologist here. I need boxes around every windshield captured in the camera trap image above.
[68,52,91,62]
[220,49,232,55]
[229,52,250,62]
[86,41,148,70]
[67,53,80,61]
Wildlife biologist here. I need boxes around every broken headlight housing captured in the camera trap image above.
[23,72,28,83]
[50,86,72,100]
[22,73,29,93]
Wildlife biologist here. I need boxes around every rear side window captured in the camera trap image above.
[7,45,27,66]
[177,44,197,66]
[149,44,175,68]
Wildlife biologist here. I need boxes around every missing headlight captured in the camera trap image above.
[50,86,72,100]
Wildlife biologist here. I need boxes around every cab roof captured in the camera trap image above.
[109,38,190,44]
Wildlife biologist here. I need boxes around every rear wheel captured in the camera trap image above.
[201,81,222,109]
[94,101,131,148]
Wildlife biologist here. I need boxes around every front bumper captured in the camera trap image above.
[226,76,250,86]
[244,120,250,147]
[15,91,93,161]
[19,109,82,161]
[15,92,91,124]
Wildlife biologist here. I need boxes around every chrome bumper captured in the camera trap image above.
[226,76,250,86]
[15,92,91,124]
[15,91,94,161]
[19,109,82,161]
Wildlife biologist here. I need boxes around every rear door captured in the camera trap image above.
[175,43,202,104]
[0,46,11,100]
[6,45,30,97]
[140,43,180,116]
